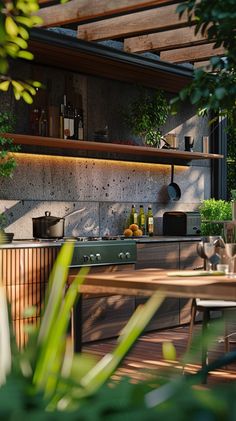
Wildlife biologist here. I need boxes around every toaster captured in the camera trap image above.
[163,211,201,236]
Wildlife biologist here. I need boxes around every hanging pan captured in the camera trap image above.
[167,165,181,201]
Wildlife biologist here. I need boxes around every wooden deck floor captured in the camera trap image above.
[84,324,236,386]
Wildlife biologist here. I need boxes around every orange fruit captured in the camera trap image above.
[133,229,143,237]
[123,228,133,237]
[129,224,139,232]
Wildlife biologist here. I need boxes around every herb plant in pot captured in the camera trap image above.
[123,89,169,147]
[0,111,20,243]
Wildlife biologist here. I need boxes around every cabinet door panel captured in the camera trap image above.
[136,296,179,330]
[179,242,203,270]
[82,295,135,342]
[136,243,179,269]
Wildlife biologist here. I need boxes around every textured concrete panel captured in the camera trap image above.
[0,200,99,239]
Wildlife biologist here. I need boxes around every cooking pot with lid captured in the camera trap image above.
[32,211,65,239]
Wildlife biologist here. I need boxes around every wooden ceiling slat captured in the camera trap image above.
[124,26,208,53]
[160,43,225,63]
[194,61,210,69]
[37,0,176,27]
[77,3,187,41]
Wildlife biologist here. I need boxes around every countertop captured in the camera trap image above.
[0,236,201,248]
[134,236,201,243]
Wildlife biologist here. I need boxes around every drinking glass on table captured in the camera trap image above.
[202,240,216,271]
[224,243,236,278]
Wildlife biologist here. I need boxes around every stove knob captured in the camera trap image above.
[125,252,131,259]
[119,252,125,260]
[89,254,95,262]
[96,253,101,261]
[83,255,89,262]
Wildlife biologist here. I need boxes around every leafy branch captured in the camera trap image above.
[0,0,43,103]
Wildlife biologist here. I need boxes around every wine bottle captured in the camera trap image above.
[129,204,138,225]
[67,101,74,139]
[146,205,154,236]
[39,108,48,137]
[63,95,70,140]
[30,108,40,135]
[78,110,84,140]
[59,104,64,139]
[138,205,146,234]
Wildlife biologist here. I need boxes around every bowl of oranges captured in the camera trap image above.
[123,224,143,237]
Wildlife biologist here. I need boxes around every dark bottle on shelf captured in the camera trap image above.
[78,110,84,140]
[146,205,154,236]
[39,108,48,137]
[67,101,74,139]
[63,95,70,140]
[59,104,64,139]
[30,108,40,135]
[129,204,138,225]
[138,205,146,234]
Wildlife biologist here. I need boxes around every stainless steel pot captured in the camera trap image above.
[32,211,65,239]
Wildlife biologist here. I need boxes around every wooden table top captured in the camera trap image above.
[81,268,236,301]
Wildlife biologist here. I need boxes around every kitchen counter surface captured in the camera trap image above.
[0,236,201,248]
[134,236,201,243]
[1,236,202,248]
[0,239,62,248]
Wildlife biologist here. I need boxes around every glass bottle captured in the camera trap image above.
[39,108,48,137]
[30,108,40,135]
[146,205,154,236]
[138,205,146,234]
[130,204,138,225]
[59,104,64,139]
[78,110,84,140]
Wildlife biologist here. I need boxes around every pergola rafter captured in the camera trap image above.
[36,0,224,67]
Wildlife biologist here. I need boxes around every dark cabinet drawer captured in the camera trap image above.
[136,242,179,269]
[82,295,135,342]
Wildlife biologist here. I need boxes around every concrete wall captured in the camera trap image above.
[0,62,211,239]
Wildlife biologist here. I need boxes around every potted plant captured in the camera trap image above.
[123,89,170,148]
[0,111,19,243]
[199,198,232,236]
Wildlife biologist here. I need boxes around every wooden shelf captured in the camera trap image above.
[8,133,224,165]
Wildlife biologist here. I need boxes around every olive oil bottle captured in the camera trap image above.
[129,204,138,225]
[146,205,154,236]
[138,205,146,234]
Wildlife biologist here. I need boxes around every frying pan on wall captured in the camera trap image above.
[167,165,181,201]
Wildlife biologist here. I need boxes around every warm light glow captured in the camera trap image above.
[12,152,188,171]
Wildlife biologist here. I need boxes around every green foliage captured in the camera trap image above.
[171,0,236,125]
[1,241,236,418]
[0,111,20,177]
[124,89,170,147]
[226,122,236,199]
[0,241,166,417]
[199,198,232,235]
[0,0,43,102]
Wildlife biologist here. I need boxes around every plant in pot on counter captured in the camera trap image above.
[123,88,170,148]
[199,198,232,236]
[0,111,19,243]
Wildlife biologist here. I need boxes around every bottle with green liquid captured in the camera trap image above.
[129,204,138,225]
[138,205,146,234]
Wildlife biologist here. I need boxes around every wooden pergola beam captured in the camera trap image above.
[160,43,225,63]
[124,26,208,53]
[77,3,187,41]
[37,0,177,27]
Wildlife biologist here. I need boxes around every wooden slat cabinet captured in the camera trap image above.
[0,246,59,348]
